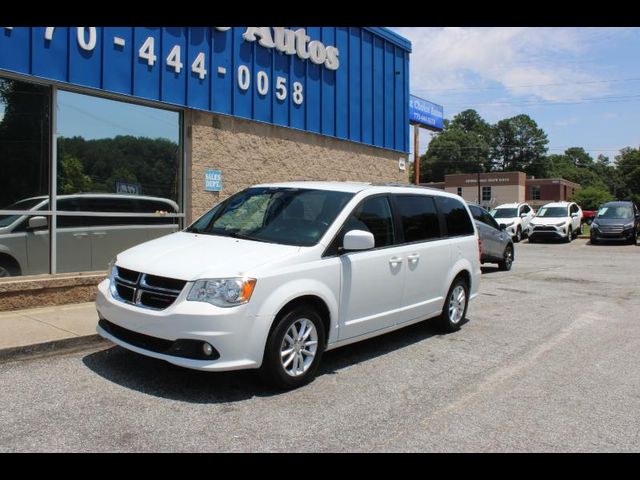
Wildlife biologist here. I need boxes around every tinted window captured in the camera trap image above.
[395,195,440,243]
[343,196,395,248]
[436,196,474,237]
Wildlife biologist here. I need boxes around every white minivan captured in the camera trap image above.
[96,182,482,389]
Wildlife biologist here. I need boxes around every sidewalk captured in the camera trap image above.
[0,302,109,362]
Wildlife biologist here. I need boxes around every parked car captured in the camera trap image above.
[96,182,482,390]
[469,202,514,271]
[0,194,180,277]
[528,201,582,243]
[490,202,534,242]
[582,210,597,226]
[590,201,639,245]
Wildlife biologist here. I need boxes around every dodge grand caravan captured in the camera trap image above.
[96,182,482,389]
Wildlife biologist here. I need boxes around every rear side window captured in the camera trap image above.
[394,195,441,242]
[435,196,474,237]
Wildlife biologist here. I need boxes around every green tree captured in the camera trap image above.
[490,114,548,173]
[570,186,614,210]
[615,147,640,202]
[58,154,92,195]
[419,109,490,182]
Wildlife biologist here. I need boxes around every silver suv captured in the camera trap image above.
[0,194,179,277]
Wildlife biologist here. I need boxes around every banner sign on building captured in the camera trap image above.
[409,94,443,131]
[0,26,411,153]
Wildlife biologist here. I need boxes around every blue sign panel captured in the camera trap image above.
[0,27,411,153]
[204,170,222,192]
[409,95,444,131]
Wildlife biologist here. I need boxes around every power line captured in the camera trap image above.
[414,76,640,94]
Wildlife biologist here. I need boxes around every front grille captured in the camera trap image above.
[533,225,558,231]
[599,225,624,234]
[113,266,186,310]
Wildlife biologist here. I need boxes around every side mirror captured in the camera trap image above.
[499,223,507,231]
[520,212,528,218]
[27,216,48,230]
[343,230,375,251]
[571,212,579,218]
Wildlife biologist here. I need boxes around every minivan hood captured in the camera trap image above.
[115,231,302,281]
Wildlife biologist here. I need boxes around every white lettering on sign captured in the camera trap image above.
[243,27,340,71]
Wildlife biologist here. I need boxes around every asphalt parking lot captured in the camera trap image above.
[1,238,639,452]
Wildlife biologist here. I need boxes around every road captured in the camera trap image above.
[1,239,639,452]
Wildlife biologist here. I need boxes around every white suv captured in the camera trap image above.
[490,202,534,243]
[96,182,482,389]
[528,201,583,243]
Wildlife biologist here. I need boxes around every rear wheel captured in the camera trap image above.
[0,257,20,278]
[498,244,514,271]
[260,306,326,390]
[436,277,469,333]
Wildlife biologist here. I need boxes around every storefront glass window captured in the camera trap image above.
[55,90,182,273]
[0,78,51,277]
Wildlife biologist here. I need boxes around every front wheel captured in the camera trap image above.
[260,306,326,390]
[436,277,469,333]
[513,227,522,243]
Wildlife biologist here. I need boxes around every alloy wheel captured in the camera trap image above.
[448,285,466,324]
[280,318,319,377]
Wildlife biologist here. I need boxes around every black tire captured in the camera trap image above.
[0,257,20,278]
[629,230,637,245]
[498,244,514,271]
[565,228,572,243]
[591,237,598,245]
[260,305,326,390]
[436,277,469,333]
[528,236,536,243]
[513,227,522,243]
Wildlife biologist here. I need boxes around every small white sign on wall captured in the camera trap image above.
[205,169,222,192]
[398,157,406,171]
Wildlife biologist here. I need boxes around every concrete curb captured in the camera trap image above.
[0,335,112,363]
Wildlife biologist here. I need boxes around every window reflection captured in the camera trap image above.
[0,79,50,210]
[56,90,181,211]
[0,214,50,277]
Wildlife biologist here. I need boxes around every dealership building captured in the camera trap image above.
[0,26,412,310]
[424,171,581,209]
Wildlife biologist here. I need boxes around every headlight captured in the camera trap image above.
[591,221,599,229]
[187,278,257,307]
[108,256,118,298]
[624,222,634,229]
[552,221,567,227]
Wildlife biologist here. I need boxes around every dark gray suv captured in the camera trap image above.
[590,201,639,245]
[468,202,514,271]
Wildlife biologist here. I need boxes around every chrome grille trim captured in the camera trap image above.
[112,267,186,310]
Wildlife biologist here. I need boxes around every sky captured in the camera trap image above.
[390,27,640,162]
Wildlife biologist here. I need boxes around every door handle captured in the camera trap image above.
[388,256,403,266]
[72,233,88,238]
[407,253,420,262]
[91,232,107,237]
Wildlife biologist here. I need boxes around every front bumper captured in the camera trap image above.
[95,279,268,371]
[528,224,570,240]
[591,226,635,241]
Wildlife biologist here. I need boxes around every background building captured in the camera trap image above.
[423,171,580,209]
[0,26,411,310]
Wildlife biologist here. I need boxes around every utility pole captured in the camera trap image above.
[477,147,481,204]
[413,125,420,185]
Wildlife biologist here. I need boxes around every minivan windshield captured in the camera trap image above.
[185,187,354,246]
[597,205,633,219]
[0,198,46,228]
[491,208,518,218]
[535,207,567,218]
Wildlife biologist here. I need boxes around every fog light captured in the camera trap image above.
[202,343,214,357]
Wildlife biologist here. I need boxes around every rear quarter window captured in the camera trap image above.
[435,196,474,237]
